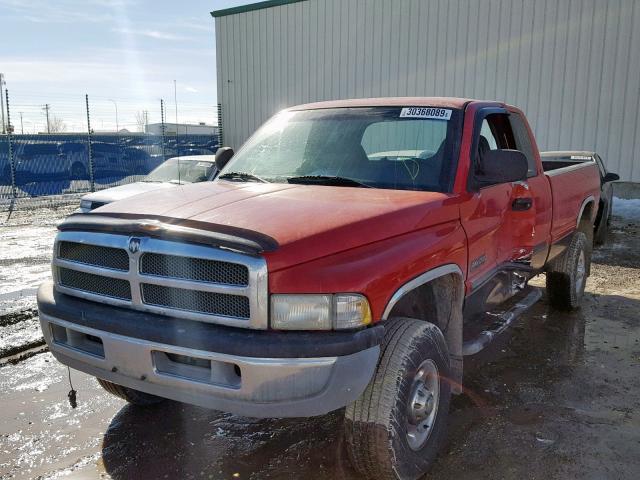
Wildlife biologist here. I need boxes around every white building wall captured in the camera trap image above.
[215,0,640,181]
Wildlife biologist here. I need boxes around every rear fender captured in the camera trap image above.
[577,195,596,228]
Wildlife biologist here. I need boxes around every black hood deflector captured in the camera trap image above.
[58,212,279,255]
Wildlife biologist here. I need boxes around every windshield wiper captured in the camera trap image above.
[286,175,373,188]
[218,172,268,183]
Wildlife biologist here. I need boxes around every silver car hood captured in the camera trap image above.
[81,182,176,205]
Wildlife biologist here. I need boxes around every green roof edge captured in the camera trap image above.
[211,0,307,18]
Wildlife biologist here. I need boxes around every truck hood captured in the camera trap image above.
[82,181,175,204]
[95,181,460,270]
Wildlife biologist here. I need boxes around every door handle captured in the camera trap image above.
[512,198,532,211]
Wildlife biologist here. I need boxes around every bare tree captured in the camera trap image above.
[135,111,147,133]
[49,115,67,133]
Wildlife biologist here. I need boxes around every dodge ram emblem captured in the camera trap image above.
[128,237,141,254]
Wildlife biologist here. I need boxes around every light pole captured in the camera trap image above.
[173,80,178,125]
[108,99,119,132]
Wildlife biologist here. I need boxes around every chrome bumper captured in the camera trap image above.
[40,312,379,417]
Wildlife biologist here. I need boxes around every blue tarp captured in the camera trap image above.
[0,134,218,199]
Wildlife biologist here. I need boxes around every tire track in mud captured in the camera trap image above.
[0,311,46,362]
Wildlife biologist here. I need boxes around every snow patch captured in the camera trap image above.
[612,197,640,222]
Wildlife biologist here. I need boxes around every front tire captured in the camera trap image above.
[344,318,451,480]
[96,378,165,406]
[546,231,590,311]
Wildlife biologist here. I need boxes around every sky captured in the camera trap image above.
[0,0,253,133]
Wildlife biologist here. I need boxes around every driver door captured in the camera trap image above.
[460,110,537,291]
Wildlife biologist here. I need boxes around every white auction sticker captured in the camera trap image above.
[400,107,452,120]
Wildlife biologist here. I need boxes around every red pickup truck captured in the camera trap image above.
[38,98,601,479]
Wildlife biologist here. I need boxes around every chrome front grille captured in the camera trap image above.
[52,231,268,329]
[58,267,132,300]
[58,241,129,271]
[141,283,250,318]
[140,252,249,286]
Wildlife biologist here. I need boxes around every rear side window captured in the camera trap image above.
[509,114,537,177]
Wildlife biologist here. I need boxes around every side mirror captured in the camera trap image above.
[476,149,528,185]
[215,147,234,171]
[603,172,619,183]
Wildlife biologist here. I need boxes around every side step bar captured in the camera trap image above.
[462,287,542,356]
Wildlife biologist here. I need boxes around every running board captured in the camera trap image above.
[462,288,542,356]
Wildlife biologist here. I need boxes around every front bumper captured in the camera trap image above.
[37,282,382,418]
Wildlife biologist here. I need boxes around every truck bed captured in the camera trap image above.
[541,150,596,172]
[544,160,601,242]
[542,159,592,171]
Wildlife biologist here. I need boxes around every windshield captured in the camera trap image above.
[219,107,462,192]
[145,158,216,184]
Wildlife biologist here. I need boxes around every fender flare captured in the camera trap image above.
[380,263,465,321]
[576,195,596,228]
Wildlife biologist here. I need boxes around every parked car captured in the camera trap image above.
[541,151,619,244]
[58,142,91,180]
[38,98,601,479]
[78,155,217,212]
[13,142,64,184]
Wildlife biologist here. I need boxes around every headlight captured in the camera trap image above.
[80,199,92,211]
[270,294,372,330]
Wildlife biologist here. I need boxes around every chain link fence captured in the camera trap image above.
[0,91,221,213]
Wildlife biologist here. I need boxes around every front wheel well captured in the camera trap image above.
[385,272,464,393]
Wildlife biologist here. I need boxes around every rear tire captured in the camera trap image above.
[344,318,451,480]
[96,378,165,406]
[546,231,590,311]
[594,222,608,246]
[594,203,609,246]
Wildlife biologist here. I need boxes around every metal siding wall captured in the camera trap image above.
[216,0,640,181]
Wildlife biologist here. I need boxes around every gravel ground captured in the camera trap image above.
[0,198,638,479]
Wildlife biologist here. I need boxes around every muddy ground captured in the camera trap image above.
[0,198,639,479]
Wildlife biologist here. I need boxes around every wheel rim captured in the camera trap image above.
[406,359,440,451]
[575,250,586,292]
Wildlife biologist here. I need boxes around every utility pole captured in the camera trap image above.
[43,104,51,133]
[0,73,6,134]
[19,112,23,134]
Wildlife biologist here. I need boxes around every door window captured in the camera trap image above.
[475,113,516,184]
